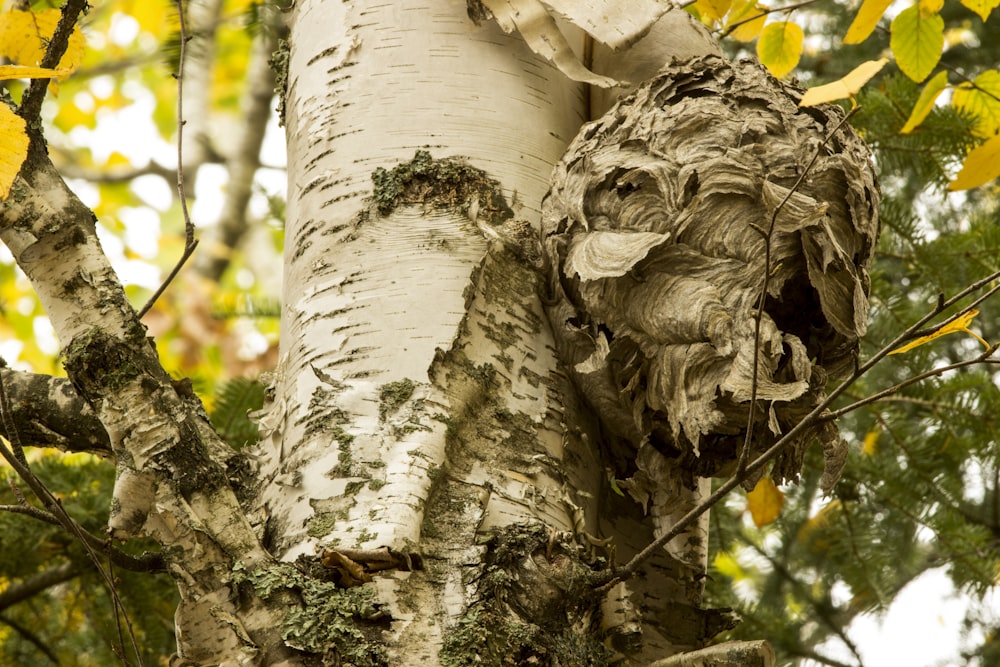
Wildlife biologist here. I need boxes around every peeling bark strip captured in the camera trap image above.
[542,55,879,527]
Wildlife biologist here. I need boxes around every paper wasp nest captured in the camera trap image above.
[542,55,880,494]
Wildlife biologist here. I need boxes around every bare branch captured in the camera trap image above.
[0,614,60,665]
[138,0,204,318]
[738,107,860,474]
[0,560,80,611]
[194,10,284,282]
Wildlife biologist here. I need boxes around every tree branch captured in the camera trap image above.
[0,614,59,665]
[0,368,111,455]
[194,9,284,282]
[0,560,80,611]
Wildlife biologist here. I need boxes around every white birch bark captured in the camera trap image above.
[258,0,586,553]
[1,152,299,664]
[249,2,612,662]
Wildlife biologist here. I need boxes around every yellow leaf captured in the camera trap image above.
[696,0,733,21]
[104,151,134,169]
[713,550,745,579]
[949,135,1000,191]
[844,0,894,44]
[960,0,999,20]
[797,499,842,554]
[862,429,880,456]
[0,9,85,77]
[727,0,769,42]
[900,70,949,133]
[889,309,991,352]
[891,4,944,82]
[799,58,888,107]
[0,64,71,80]
[953,69,1000,138]
[746,477,784,528]
[757,21,803,79]
[0,105,29,201]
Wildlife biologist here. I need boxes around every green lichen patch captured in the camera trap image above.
[63,327,147,395]
[377,378,415,421]
[232,560,389,665]
[371,150,514,223]
[269,38,290,126]
[439,524,612,667]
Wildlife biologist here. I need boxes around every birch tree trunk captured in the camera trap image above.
[250,0,734,663]
[1,0,876,664]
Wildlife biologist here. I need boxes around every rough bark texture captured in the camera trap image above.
[249,0,618,663]
[542,54,879,562]
[2,144,298,665]
[0,368,110,455]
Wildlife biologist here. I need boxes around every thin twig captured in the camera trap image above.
[737,107,859,475]
[823,350,998,420]
[138,0,199,319]
[0,359,151,666]
[0,614,60,665]
[719,0,822,37]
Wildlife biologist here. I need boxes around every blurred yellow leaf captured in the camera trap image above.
[0,9,85,77]
[127,0,171,37]
[844,0,894,44]
[727,0,769,42]
[105,151,133,169]
[797,499,842,552]
[696,0,733,21]
[747,477,784,527]
[889,309,990,352]
[959,0,999,20]
[712,550,745,580]
[0,64,70,80]
[862,429,880,456]
[890,3,943,82]
[51,100,97,131]
[949,135,1000,191]
[799,58,888,107]
[0,105,28,201]
[757,21,803,79]
[900,70,949,133]
[953,69,1000,137]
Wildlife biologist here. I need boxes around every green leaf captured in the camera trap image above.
[891,3,944,82]
[210,377,266,449]
[900,70,949,133]
[757,21,803,79]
